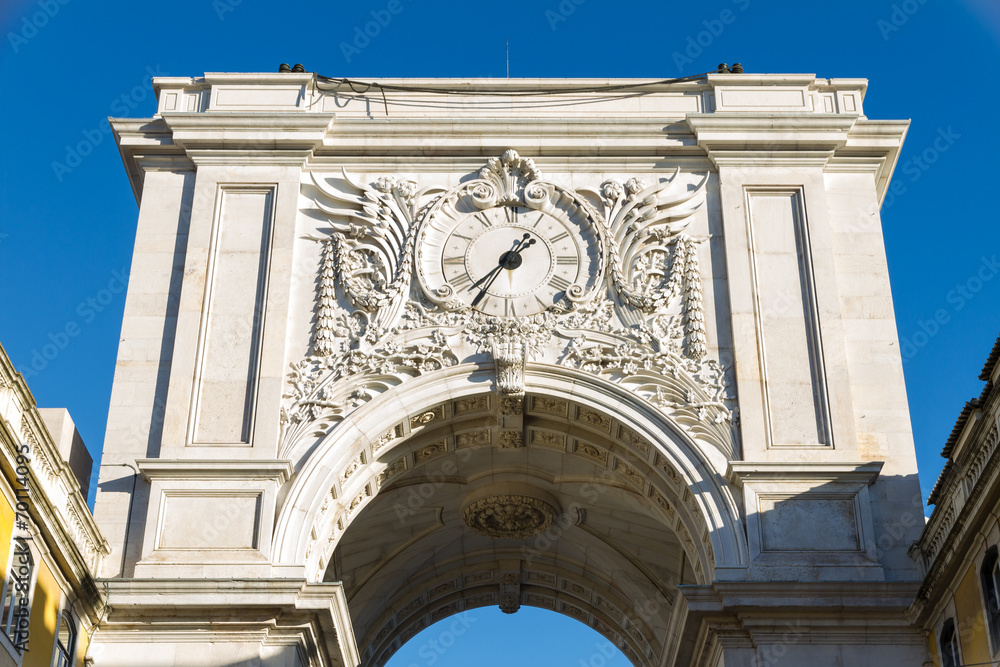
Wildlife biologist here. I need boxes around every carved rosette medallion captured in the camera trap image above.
[462,495,556,540]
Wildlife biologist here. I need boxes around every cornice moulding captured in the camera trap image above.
[682,580,920,611]
[686,113,857,153]
[304,155,717,173]
[704,73,820,87]
[180,72,841,91]
[162,112,335,149]
[909,393,1000,625]
[203,72,315,85]
[111,117,176,147]
[180,150,318,167]
[100,576,309,600]
[137,459,294,484]
[726,461,884,486]
[318,117,701,157]
[161,111,336,131]
[112,117,184,203]
[133,155,196,172]
[709,153,835,168]
[909,479,1000,625]
[687,113,858,130]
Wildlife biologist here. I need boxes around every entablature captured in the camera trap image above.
[112,72,905,205]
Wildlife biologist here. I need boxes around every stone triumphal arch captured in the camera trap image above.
[92,72,928,666]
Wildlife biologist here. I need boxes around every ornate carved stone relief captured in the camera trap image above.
[284,151,735,460]
[462,494,556,540]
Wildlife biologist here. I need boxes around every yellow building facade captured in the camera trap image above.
[910,334,1000,666]
[0,344,108,667]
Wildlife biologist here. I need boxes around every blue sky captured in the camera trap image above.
[1,0,998,664]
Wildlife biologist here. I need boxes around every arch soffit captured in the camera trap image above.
[272,363,749,577]
[361,560,661,667]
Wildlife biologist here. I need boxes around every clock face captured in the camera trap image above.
[443,207,582,316]
[416,176,604,317]
[419,202,602,317]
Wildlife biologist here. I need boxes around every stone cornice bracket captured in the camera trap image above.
[685,111,908,205]
[111,117,194,205]
[685,113,857,169]
[725,461,883,487]
[492,338,526,399]
[110,112,335,204]
[161,111,336,167]
[136,459,294,484]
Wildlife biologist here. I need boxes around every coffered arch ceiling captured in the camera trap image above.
[324,390,701,666]
[271,365,748,666]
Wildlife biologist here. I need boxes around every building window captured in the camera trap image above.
[51,609,76,667]
[0,537,33,653]
[940,618,961,667]
[983,546,1000,653]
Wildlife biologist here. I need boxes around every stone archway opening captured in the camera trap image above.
[318,389,713,667]
[384,606,632,666]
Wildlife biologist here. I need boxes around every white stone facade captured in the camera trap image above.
[93,73,927,665]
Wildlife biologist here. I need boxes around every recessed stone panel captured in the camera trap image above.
[530,396,568,417]
[158,493,261,550]
[759,496,859,552]
[192,187,274,446]
[746,189,831,448]
[529,429,566,450]
[212,85,306,110]
[453,395,490,415]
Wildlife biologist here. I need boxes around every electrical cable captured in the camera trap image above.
[314,71,716,98]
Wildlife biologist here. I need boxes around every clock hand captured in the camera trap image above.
[469,262,503,291]
[469,235,530,291]
[500,236,535,269]
[469,234,534,290]
[471,267,504,307]
[471,235,534,308]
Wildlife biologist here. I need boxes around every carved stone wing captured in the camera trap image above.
[309,169,425,338]
[587,169,708,312]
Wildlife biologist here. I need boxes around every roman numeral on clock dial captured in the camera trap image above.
[549,275,571,292]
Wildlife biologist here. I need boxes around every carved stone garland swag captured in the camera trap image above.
[281,151,734,459]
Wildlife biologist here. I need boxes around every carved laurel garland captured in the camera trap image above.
[287,152,734,458]
[313,239,339,356]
